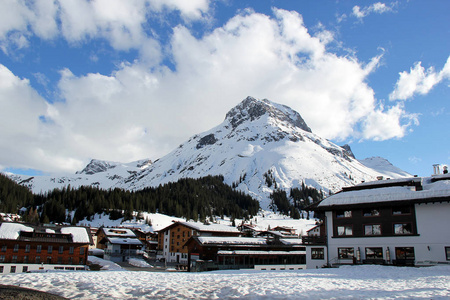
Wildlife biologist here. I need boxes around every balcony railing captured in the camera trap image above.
[301,236,326,245]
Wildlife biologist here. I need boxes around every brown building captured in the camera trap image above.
[0,222,92,274]
[185,236,306,272]
[157,221,241,264]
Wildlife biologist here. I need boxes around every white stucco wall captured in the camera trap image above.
[325,202,450,265]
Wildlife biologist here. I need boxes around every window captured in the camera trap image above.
[363,209,380,217]
[10,266,16,273]
[57,257,63,264]
[59,246,64,254]
[25,244,30,253]
[337,225,353,236]
[311,248,324,260]
[338,248,354,259]
[80,247,85,255]
[12,255,18,263]
[0,255,5,262]
[0,266,3,273]
[395,247,415,260]
[394,223,412,235]
[336,210,352,218]
[47,257,52,264]
[37,245,42,253]
[23,256,28,263]
[393,206,411,215]
[446,247,450,261]
[365,247,383,260]
[1,245,6,252]
[35,256,41,263]
[364,224,382,236]
[13,244,19,252]
[48,245,53,254]
[69,247,74,254]
[22,266,28,273]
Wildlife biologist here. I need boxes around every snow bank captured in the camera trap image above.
[128,258,152,268]
[1,265,449,299]
[87,256,123,271]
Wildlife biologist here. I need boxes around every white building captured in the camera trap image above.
[315,174,450,267]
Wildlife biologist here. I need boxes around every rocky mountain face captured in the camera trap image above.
[8,97,410,209]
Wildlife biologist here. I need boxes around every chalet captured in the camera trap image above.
[315,173,450,267]
[95,227,143,262]
[237,223,260,237]
[157,221,241,265]
[0,222,91,274]
[184,236,306,272]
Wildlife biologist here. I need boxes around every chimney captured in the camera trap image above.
[433,164,441,175]
[376,176,383,181]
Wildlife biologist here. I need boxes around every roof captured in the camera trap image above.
[107,237,143,245]
[192,236,303,246]
[159,221,240,234]
[317,175,450,209]
[217,250,306,255]
[0,222,91,244]
[101,227,136,237]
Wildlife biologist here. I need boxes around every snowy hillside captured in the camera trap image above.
[7,97,410,209]
[359,156,412,178]
[118,97,410,208]
[8,159,152,194]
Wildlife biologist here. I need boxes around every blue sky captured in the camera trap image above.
[0,0,449,177]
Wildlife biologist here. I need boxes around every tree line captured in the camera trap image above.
[0,174,260,224]
[269,181,324,219]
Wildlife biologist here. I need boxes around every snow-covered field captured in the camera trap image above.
[1,265,449,299]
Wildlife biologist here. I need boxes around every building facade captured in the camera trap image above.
[316,174,450,267]
[0,222,91,274]
[157,221,241,264]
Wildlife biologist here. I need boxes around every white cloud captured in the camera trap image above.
[352,2,395,20]
[389,56,450,100]
[0,0,212,54]
[0,8,415,173]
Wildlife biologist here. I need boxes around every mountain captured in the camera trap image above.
[6,97,411,209]
[9,159,152,194]
[359,157,412,179]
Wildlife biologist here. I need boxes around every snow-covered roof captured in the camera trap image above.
[197,236,268,245]
[102,228,136,237]
[318,176,450,208]
[107,237,143,245]
[0,222,34,240]
[161,221,240,233]
[61,227,91,243]
[217,250,306,255]
[0,223,91,244]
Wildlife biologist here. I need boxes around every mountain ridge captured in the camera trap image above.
[5,97,411,209]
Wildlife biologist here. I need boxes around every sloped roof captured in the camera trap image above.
[318,175,450,209]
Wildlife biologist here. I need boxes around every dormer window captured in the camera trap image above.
[336,210,352,218]
[363,209,380,217]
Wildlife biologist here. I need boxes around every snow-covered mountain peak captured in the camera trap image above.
[225,96,312,133]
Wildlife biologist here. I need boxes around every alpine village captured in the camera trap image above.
[1,98,449,276]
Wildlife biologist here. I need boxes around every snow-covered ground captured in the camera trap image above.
[76,210,318,236]
[1,265,449,299]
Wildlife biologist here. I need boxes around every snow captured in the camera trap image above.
[107,237,142,245]
[102,228,136,237]
[319,176,450,207]
[180,221,240,233]
[1,265,449,299]
[0,222,33,240]
[87,256,123,271]
[197,236,268,245]
[128,258,152,268]
[60,227,91,243]
[6,98,412,210]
